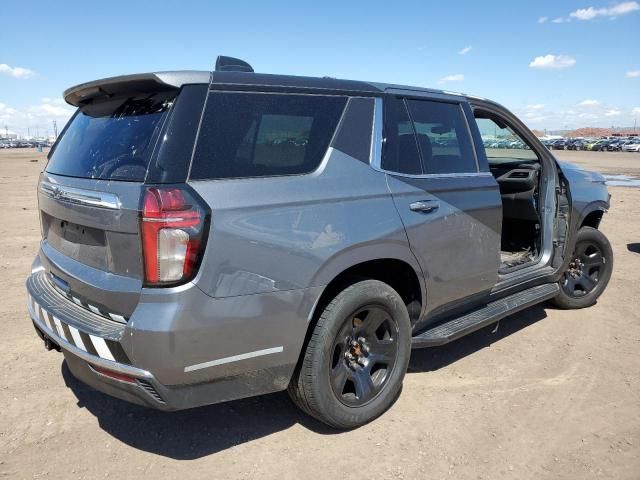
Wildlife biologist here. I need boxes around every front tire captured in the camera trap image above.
[551,227,613,309]
[288,280,411,429]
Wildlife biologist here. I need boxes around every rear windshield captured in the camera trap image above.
[190,92,347,180]
[46,92,175,181]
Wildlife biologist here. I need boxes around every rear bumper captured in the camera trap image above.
[28,294,167,409]
[26,268,321,410]
[28,288,301,410]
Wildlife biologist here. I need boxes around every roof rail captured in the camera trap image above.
[214,55,254,73]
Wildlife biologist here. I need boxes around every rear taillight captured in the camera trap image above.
[140,186,209,286]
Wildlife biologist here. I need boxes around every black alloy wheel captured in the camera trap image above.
[329,305,399,406]
[561,240,606,297]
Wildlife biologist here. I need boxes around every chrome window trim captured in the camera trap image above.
[369,97,491,180]
[39,181,121,210]
[369,97,384,170]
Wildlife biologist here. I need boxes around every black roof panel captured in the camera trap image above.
[209,71,383,95]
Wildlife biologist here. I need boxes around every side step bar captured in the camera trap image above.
[412,283,560,348]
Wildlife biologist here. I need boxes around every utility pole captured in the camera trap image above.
[53,120,58,139]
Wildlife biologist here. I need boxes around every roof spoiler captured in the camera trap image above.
[63,71,209,106]
[214,55,254,73]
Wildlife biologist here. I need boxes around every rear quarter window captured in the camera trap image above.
[190,92,347,180]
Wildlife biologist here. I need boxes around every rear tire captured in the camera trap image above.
[551,227,613,309]
[288,280,411,429]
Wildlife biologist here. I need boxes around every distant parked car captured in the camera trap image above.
[585,140,605,151]
[622,140,640,152]
[567,140,586,151]
[584,140,600,151]
[606,140,624,151]
[551,139,568,150]
[592,141,611,152]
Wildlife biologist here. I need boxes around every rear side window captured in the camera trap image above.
[46,92,174,181]
[405,99,477,174]
[381,97,422,175]
[190,92,347,180]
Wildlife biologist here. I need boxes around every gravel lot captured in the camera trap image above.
[1,148,639,479]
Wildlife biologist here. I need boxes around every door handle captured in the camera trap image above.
[410,200,440,213]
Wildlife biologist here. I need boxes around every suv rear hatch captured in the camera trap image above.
[37,77,208,321]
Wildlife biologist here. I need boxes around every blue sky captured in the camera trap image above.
[1,0,639,137]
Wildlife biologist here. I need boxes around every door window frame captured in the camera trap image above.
[469,99,560,280]
[472,107,546,166]
[370,93,487,179]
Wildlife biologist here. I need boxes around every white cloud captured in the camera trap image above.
[517,102,639,130]
[0,103,17,116]
[570,1,639,20]
[626,70,640,78]
[0,63,35,79]
[538,16,549,23]
[33,102,74,118]
[438,74,464,83]
[527,104,545,110]
[0,98,74,137]
[551,17,568,23]
[524,114,547,122]
[578,99,600,106]
[529,54,576,69]
[458,46,472,55]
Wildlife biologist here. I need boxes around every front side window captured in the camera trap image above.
[190,92,347,180]
[474,113,539,163]
[405,99,477,174]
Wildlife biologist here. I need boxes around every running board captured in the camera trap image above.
[411,283,560,348]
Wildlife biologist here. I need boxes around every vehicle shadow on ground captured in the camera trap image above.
[62,303,549,460]
[61,363,334,460]
[408,303,548,372]
[627,242,640,254]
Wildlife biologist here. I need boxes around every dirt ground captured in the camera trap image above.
[1,148,639,479]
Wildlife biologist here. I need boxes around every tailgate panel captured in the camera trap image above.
[37,172,145,318]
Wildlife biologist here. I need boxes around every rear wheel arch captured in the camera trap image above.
[309,258,424,330]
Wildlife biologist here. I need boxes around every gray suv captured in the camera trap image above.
[26,56,613,428]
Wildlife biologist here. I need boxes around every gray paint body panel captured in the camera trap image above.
[189,148,421,298]
[386,173,502,328]
[556,160,610,223]
[36,172,145,317]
